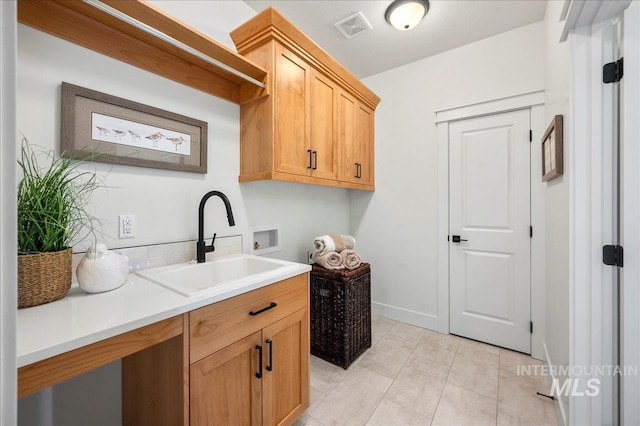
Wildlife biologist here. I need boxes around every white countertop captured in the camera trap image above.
[17,256,311,368]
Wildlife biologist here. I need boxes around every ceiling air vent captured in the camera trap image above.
[334,12,372,39]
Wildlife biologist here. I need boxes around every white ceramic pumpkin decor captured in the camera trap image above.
[77,243,129,293]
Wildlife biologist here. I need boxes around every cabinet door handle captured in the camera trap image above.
[307,150,312,169]
[255,345,263,379]
[359,163,362,178]
[249,302,277,316]
[266,338,273,371]
[354,163,359,178]
[312,151,318,170]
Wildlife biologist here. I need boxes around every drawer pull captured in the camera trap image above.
[249,302,277,316]
[255,345,263,379]
[266,339,273,372]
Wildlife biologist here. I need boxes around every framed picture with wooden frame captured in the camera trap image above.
[61,82,208,173]
[541,114,563,182]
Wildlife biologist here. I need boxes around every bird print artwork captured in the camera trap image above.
[92,112,190,156]
[128,131,141,143]
[145,132,165,147]
[166,136,187,151]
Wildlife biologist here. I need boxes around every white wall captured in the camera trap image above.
[16,2,349,262]
[149,0,255,50]
[16,2,349,424]
[0,1,18,424]
[543,1,570,423]
[352,22,545,329]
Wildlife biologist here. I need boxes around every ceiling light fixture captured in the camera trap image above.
[384,0,429,31]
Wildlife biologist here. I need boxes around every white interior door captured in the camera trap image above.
[449,109,531,353]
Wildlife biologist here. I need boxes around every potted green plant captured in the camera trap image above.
[17,138,101,308]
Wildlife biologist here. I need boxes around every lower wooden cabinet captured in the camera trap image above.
[191,309,309,426]
[123,274,310,426]
[191,331,263,426]
[262,309,309,426]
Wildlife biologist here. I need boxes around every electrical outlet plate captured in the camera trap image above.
[119,214,136,238]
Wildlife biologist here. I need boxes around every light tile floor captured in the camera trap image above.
[296,315,558,426]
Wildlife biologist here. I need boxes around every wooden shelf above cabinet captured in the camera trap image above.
[17,0,269,104]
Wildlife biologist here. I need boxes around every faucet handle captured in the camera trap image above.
[208,233,217,252]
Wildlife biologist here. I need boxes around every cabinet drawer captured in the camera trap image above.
[189,273,309,364]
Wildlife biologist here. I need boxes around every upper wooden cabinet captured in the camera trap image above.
[310,70,339,181]
[337,90,374,186]
[271,47,339,181]
[231,8,380,191]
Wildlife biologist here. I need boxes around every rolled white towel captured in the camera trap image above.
[312,251,345,270]
[329,234,356,252]
[340,249,362,270]
[313,235,336,254]
[314,234,356,254]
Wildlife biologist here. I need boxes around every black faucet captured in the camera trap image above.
[197,191,235,263]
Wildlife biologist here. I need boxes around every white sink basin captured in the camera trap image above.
[136,254,300,296]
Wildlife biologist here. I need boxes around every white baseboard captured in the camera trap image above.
[371,302,440,331]
[544,343,568,426]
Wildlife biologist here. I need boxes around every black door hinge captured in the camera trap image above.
[530,321,533,334]
[529,130,532,142]
[530,226,533,238]
[603,58,624,83]
[603,245,623,267]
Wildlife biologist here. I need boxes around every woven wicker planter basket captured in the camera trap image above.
[18,248,72,309]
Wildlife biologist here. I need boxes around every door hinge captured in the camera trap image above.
[529,130,532,142]
[603,58,624,83]
[603,245,624,267]
[530,226,533,238]
[530,321,533,334]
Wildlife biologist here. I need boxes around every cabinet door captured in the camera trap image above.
[310,70,338,180]
[336,89,358,183]
[191,331,263,426]
[274,44,311,176]
[262,309,310,426]
[356,103,374,186]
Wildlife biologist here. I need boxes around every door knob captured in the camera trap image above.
[452,235,468,243]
